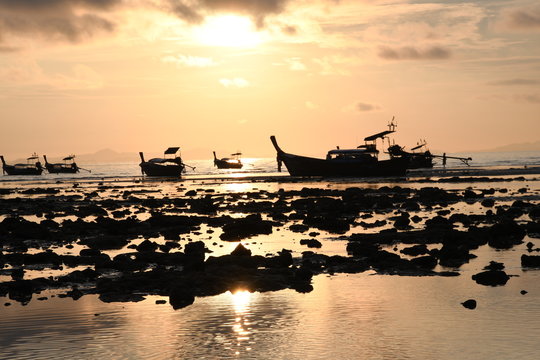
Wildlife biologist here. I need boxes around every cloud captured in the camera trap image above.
[514,94,540,104]
[0,0,119,43]
[305,101,318,110]
[0,45,19,53]
[355,102,379,112]
[162,54,217,67]
[219,77,249,88]
[285,57,307,71]
[489,79,540,86]
[165,0,291,27]
[342,101,380,112]
[502,7,540,30]
[378,45,451,60]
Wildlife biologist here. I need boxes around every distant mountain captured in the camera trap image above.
[479,141,540,153]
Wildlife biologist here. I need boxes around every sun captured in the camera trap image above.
[194,15,263,47]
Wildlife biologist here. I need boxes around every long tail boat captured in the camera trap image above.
[43,155,80,174]
[270,132,408,177]
[1,153,43,175]
[213,151,243,169]
[139,147,186,177]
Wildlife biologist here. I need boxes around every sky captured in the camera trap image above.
[1,0,539,160]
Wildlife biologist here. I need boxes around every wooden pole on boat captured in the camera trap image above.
[139,152,145,176]
[0,155,6,174]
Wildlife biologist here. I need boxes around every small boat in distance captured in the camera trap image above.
[139,147,186,177]
[270,135,408,177]
[213,151,243,169]
[1,153,43,175]
[43,155,80,174]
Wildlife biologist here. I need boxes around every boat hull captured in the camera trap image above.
[3,166,43,175]
[406,155,433,169]
[271,136,407,177]
[45,164,79,174]
[140,163,184,177]
[279,152,407,177]
[214,159,243,169]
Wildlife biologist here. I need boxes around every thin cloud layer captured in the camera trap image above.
[162,54,217,67]
[378,45,451,60]
[489,79,540,86]
[503,7,540,30]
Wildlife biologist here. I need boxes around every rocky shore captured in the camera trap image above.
[1,175,539,309]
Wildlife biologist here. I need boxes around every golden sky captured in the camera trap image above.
[1,0,539,159]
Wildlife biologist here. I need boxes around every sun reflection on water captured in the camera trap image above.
[228,289,253,355]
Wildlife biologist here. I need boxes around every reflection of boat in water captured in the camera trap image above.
[1,153,43,175]
[139,147,186,177]
[44,155,80,174]
[213,151,243,169]
[270,134,408,177]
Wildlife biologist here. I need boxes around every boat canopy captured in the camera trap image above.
[327,148,379,156]
[231,152,242,156]
[63,155,75,161]
[164,147,180,155]
[148,158,177,164]
[363,130,395,142]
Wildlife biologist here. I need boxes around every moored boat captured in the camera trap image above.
[270,135,408,177]
[1,153,43,175]
[213,151,243,169]
[43,155,80,174]
[139,147,186,177]
[388,143,434,169]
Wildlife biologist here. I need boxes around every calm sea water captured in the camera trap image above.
[1,150,539,184]
[1,151,540,359]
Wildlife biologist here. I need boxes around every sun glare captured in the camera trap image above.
[194,15,263,47]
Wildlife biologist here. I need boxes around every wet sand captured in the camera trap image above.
[1,169,540,309]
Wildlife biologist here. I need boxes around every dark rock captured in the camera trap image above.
[463,190,482,199]
[461,299,477,309]
[521,254,540,267]
[410,255,437,270]
[401,244,429,256]
[156,299,167,305]
[487,219,525,249]
[289,224,309,233]
[393,214,411,230]
[137,240,158,252]
[79,248,102,257]
[480,199,495,207]
[483,261,504,271]
[300,239,322,248]
[472,270,510,286]
[169,287,195,309]
[66,287,84,300]
[220,214,273,241]
[230,243,252,257]
[520,290,528,295]
[8,280,33,304]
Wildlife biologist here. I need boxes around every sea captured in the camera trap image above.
[1,150,540,359]
[1,150,540,185]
